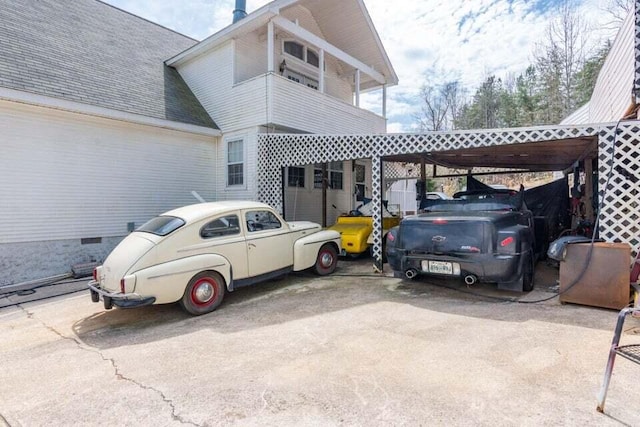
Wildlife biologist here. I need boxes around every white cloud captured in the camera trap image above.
[104,0,626,130]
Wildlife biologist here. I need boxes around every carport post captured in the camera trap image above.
[371,156,383,272]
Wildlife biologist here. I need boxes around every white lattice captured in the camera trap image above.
[258,123,640,260]
[598,124,640,247]
[636,0,640,103]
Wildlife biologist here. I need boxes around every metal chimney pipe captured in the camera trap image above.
[233,0,247,23]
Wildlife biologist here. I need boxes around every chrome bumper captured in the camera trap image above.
[87,280,155,309]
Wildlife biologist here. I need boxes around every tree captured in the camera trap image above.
[604,0,633,29]
[416,80,463,131]
[417,84,449,131]
[461,75,503,129]
[514,66,540,126]
[534,0,589,123]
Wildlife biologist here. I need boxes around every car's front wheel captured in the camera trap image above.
[180,271,226,316]
[314,244,338,275]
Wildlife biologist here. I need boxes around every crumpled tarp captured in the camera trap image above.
[466,176,571,250]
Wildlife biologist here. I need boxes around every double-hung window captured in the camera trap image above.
[313,162,343,190]
[227,139,244,186]
[287,166,305,188]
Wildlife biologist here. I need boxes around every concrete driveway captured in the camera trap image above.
[1,260,639,426]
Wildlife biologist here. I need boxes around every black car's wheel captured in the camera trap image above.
[180,271,225,316]
[522,252,535,292]
[314,244,338,275]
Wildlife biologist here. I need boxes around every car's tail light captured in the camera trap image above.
[500,237,515,247]
[387,232,395,242]
[433,218,448,224]
[119,275,136,294]
[93,268,97,281]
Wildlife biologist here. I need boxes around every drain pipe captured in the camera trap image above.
[233,0,247,23]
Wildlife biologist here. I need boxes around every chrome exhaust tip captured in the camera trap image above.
[405,269,418,279]
[464,275,477,286]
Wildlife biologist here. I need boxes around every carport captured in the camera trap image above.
[258,123,639,270]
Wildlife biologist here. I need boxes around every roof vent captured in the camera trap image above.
[233,0,247,23]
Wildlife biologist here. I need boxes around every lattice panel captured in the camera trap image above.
[636,0,640,103]
[384,163,429,180]
[371,157,383,269]
[598,124,640,249]
[258,122,640,254]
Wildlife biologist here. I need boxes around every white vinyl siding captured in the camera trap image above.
[217,129,259,201]
[589,10,635,123]
[177,41,267,133]
[176,27,381,134]
[235,31,268,83]
[0,100,217,244]
[269,74,386,133]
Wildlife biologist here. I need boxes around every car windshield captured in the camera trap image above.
[425,200,515,212]
[422,190,522,212]
[137,216,185,236]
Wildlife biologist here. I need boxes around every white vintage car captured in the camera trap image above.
[88,201,341,315]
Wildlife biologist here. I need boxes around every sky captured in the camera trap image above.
[103,0,624,132]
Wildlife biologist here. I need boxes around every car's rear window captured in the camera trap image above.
[137,216,185,236]
[401,221,486,253]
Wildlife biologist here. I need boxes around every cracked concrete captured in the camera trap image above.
[11,303,201,427]
[0,260,639,426]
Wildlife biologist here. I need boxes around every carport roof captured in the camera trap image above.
[382,135,598,172]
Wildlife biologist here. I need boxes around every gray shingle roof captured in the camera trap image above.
[0,0,217,129]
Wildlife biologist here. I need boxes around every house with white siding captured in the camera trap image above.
[0,0,397,284]
[561,9,636,125]
[167,0,397,225]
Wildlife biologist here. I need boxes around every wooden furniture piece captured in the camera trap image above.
[559,242,631,310]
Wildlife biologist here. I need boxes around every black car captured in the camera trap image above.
[386,189,536,292]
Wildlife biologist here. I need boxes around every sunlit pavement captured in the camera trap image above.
[1,259,638,426]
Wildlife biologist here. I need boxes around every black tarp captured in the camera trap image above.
[466,176,571,253]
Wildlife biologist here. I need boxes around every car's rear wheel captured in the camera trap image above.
[522,252,535,292]
[314,244,338,275]
[180,271,225,316]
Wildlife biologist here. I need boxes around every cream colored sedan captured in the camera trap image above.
[88,201,341,315]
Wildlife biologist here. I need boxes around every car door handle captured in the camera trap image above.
[248,243,256,249]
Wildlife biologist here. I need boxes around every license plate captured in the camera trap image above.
[422,260,453,275]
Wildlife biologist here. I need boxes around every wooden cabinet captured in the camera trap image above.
[559,242,631,310]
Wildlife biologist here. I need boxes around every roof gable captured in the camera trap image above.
[168,0,397,87]
[0,0,217,129]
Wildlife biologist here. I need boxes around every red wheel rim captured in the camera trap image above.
[319,249,334,270]
[190,278,217,307]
